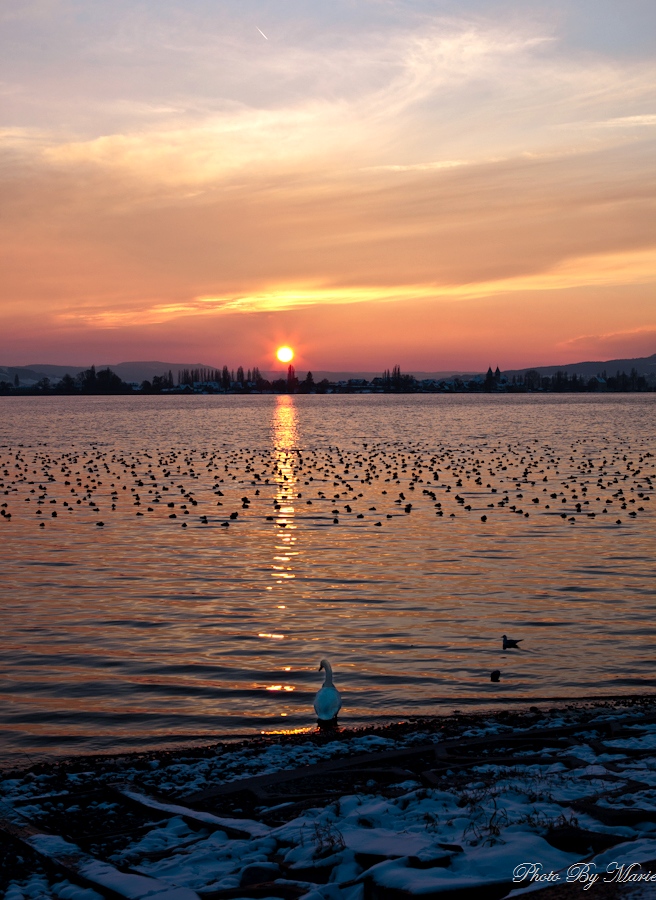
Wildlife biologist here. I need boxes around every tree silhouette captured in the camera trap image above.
[54,373,76,394]
[524,370,540,391]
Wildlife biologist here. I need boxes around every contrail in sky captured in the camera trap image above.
[256,27,268,40]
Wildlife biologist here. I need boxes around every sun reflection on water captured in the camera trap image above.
[271,394,299,568]
[260,727,314,736]
[264,397,301,713]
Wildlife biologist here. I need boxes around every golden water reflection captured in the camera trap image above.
[264,397,300,714]
[271,394,299,566]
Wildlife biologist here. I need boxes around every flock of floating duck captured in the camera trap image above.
[0,438,652,533]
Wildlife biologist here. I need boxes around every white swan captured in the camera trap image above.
[314,659,342,723]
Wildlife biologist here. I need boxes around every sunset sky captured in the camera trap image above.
[1,0,655,372]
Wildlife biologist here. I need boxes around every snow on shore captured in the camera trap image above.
[3,703,656,899]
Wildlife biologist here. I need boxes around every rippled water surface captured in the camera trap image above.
[0,394,654,765]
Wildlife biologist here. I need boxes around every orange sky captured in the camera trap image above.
[1,1,654,372]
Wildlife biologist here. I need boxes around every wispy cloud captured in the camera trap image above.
[596,114,656,128]
[557,327,656,360]
[198,248,656,314]
[362,159,470,172]
[6,16,654,187]
[45,245,654,329]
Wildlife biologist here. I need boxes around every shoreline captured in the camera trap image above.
[5,693,656,779]
[3,385,656,396]
[4,698,656,778]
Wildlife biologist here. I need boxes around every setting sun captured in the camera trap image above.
[276,346,294,363]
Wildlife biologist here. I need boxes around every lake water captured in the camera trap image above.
[0,394,654,766]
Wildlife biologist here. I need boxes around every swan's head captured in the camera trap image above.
[318,658,332,672]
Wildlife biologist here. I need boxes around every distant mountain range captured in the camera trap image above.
[4,361,207,385]
[1,353,654,386]
[0,361,476,386]
[501,353,656,381]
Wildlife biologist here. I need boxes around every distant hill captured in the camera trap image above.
[0,365,53,386]
[2,362,477,385]
[502,353,656,381]
[1,353,654,386]
[0,361,207,386]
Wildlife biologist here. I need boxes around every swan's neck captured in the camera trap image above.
[322,662,334,686]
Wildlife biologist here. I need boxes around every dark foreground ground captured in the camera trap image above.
[3,696,656,899]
